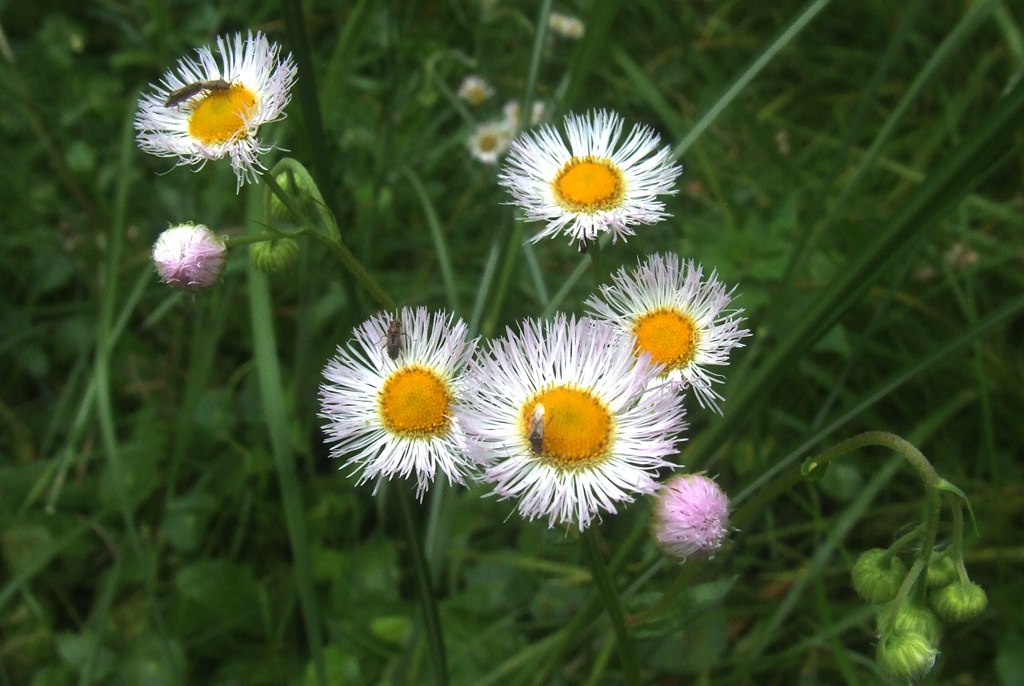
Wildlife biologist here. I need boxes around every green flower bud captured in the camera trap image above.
[925,550,957,588]
[876,629,937,681]
[931,580,987,623]
[268,168,321,224]
[877,602,942,647]
[250,237,300,273]
[852,549,907,604]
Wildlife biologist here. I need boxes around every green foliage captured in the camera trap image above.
[3,0,1024,684]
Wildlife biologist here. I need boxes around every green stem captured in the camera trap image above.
[224,229,303,247]
[801,432,946,629]
[948,498,971,583]
[304,230,396,310]
[531,517,648,686]
[884,527,923,562]
[881,490,941,630]
[580,528,639,685]
[262,172,396,310]
[802,431,940,490]
[396,486,449,686]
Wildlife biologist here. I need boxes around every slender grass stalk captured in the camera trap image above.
[277,0,341,224]
[580,528,639,685]
[246,191,327,686]
[774,0,929,300]
[482,0,554,335]
[78,551,124,685]
[402,166,461,311]
[729,291,1024,520]
[734,457,903,662]
[521,242,550,306]
[686,76,1024,474]
[396,486,449,686]
[789,0,1000,291]
[469,231,503,336]
[90,102,169,655]
[481,221,524,337]
[558,0,625,112]
[514,0,553,134]
[672,0,835,159]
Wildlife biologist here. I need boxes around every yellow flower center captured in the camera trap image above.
[632,308,698,370]
[552,156,624,213]
[524,385,612,469]
[187,84,258,145]
[379,366,452,437]
[478,132,499,152]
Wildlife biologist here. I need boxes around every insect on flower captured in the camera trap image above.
[163,79,232,108]
[528,403,545,454]
[384,317,406,360]
[135,31,297,190]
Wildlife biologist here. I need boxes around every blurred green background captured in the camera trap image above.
[3,0,1024,684]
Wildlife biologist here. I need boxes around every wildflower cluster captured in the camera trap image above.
[320,251,748,531]
[136,33,747,530]
[313,107,745,532]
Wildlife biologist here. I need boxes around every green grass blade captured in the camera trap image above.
[403,167,461,311]
[689,75,1024,470]
[245,191,327,686]
[672,0,835,159]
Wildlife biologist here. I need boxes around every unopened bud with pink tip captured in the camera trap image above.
[152,223,226,291]
[651,474,730,561]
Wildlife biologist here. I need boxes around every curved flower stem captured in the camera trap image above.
[261,171,396,310]
[802,431,940,490]
[396,486,449,686]
[803,431,944,629]
[580,527,640,685]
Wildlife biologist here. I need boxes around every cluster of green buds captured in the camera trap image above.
[851,527,987,681]
[804,433,986,682]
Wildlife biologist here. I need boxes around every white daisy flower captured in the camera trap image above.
[549,11,585,40]
[498,110,683,247]
[319,308,478,498]
[468,121,514,164]
[135,31,297,190]
[457,75,494,106]
[586,253,750,412]
[462,315,687,530]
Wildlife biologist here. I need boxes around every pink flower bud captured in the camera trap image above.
[652,474,730,561]
[152,223,226,291]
